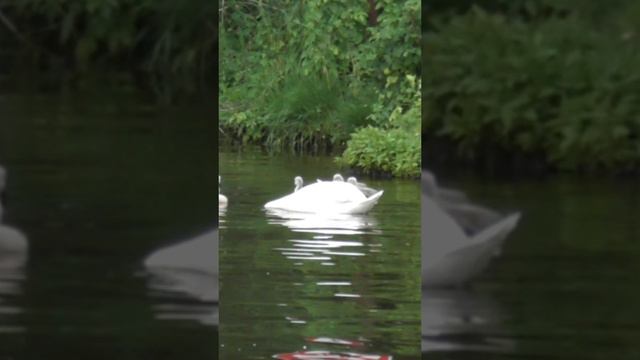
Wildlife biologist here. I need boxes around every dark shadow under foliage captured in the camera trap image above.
[0,0,216,103]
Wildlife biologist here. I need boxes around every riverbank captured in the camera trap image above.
[219,1,421,178]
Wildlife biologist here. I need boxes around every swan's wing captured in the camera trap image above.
[422,213,520,288]
[363,187,380,197]
[422,194,467,246]
[144,229,218,275]
[437,187,469,204]
[441,203,502,234]
[468,213,520,248]
[340,190,384,214]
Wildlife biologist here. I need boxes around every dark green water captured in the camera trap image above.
[219,147,422,359]
[0,93,218,359]
[422,173,640,359]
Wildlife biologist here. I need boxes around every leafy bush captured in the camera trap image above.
[338,126,421,178]
[339,77,421,178]
[424,7,640,173]
[220,0,421,177]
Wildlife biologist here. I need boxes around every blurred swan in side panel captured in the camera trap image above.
[422,170,504,234]
[144,228,218,280]
[0,225,28,269]
[422,171,520,288]
[144,228,218,325]
[218,176,228,208]
[265,175,383,214]
[0,165,28,269]
[422,289,514,353]
[0,165,6,220]
[423,170,469,204]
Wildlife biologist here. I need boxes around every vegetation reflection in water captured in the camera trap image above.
[219,147,421,359]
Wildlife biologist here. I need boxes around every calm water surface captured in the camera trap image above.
[423,172,640,359]
[220,147,421,359]
[0,93,218,359]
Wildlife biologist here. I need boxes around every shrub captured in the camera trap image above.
[220,0,421,165]
[338,77,421,178]
[424,7,640,173]
[338,125,421,178]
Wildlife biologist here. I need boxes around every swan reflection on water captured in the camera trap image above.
[1,165,28,334]
[265,207,396,359]
[422,170,519,355]
[266,209,383,265]
[422,289,514,354]
[143,228,219,327]
[265,209,380,236]
[0,226,28,335]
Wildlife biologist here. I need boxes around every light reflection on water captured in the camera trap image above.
[144,224,219,327]
[0,226,27,335]
[0,267,26,334]
[422,289,514,354]
[220,148,420,359]
[146,268,218,326]
[270,211,381,328]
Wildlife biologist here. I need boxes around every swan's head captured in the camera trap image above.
[347,177,358,185]
[422,170,438,197]
[0,166,6,209]
[333,174,344,182]
[0,165,5,192]
[294,176,303,191]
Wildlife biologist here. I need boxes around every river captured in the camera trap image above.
[219,145,421,359]
[422,171,640,359]
[0,92,218,359]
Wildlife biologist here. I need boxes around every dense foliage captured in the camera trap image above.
[424,0,640,174]
[220,0,421,177]
[0,0,216,101]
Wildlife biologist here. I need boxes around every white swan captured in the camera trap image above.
[423,170,469,204]
[0,225,28,269]
[144,228,218,301]
[422,184,520,288]
[316,173,344,183]
[265,175,384,214]
[0,165,6,220]
[423,170,504,235]
[347,176,379,197]
[144,229,218,276]
[294,176,303,192]
[218,176,228,208]
[0,165,5,190]
[144,228,218,326]
[0,165,28,269]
